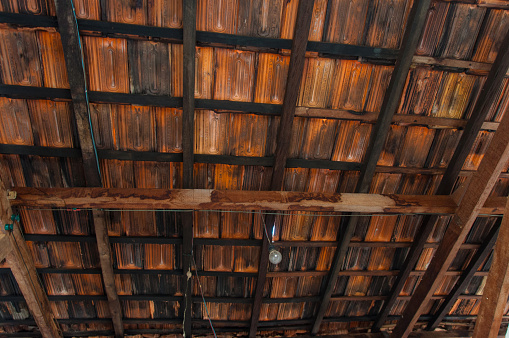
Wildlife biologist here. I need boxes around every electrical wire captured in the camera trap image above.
[191,255,217,338]
[15,206,467,218]
[259,211,272,246]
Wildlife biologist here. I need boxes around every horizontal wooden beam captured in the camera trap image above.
[2,12,508,74]
[9,187,507,214]
[0,84,502,132]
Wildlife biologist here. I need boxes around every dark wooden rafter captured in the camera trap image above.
[0,180,62,338]
[52,1,123,336]
[182,0,197,336]
[426,218,501,331]
[249,1,315,337]
[391,33,509,338]
[0,83,503,131]
[375,29,509,333]
[472,198,509,337]
[311,0,432,334]
[52,0,100,187]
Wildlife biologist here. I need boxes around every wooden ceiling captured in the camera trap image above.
[0,0,509,337]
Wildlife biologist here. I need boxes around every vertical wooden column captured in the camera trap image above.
[53,0,123,336]
[312,0,432,334]
[472,199,509,338]
[182,0,197,336]
[0,180,62,337]
[249,1,315,337]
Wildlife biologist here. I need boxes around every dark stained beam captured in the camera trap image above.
[92,210,124,337]
[375,29,509,332]
[249,1,315,337]
[53,0,100,187]
[0,180,62,337]
[427,218,501,331]
[391,37,509,338]
[182,0,197,336]
[53,1,123,335]
[471,198,509,337]
[311,0,432,334]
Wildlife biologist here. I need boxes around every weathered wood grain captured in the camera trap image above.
[1,180,62,338]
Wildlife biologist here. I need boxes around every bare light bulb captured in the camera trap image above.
[269,248,282,265]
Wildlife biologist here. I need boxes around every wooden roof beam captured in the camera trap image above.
[427,218,500,331]
[373,24,509,334]
[472,198,509,337]
[0,180,62,337]
[53,1,123,336]
[249,2,315,337]
[182,0,197,336]
[311,0,432,334]
[391,30,509,338]
[9,187,507,214]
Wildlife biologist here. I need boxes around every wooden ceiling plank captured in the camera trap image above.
[471,198,509,337]
[427,218,501,331]
[182,0,197,336]
[53,0,101,187]
[373,29,509,333]
[249,1,315,337]
[0,180,62,338]
[53,1,126,335]
[390,30,509,338]
[311,0,432,334]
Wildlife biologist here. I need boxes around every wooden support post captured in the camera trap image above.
[472,199,509,338]
[312,0,431,334]
[0,180,62,338]
[250,1,315,337]
[373,30,509,332]
[390,36,509,336]
[427,219,501,331]
[182,0,197,336]
[53,1,124,335]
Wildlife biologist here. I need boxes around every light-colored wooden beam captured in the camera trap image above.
[391,33,509,338]
[472,197,509,338]
[9,187,507,214]
[0,180,62,338]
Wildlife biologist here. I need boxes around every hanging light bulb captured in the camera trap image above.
[268,246,282,265]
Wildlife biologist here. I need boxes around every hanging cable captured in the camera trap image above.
[191,255,217,338]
